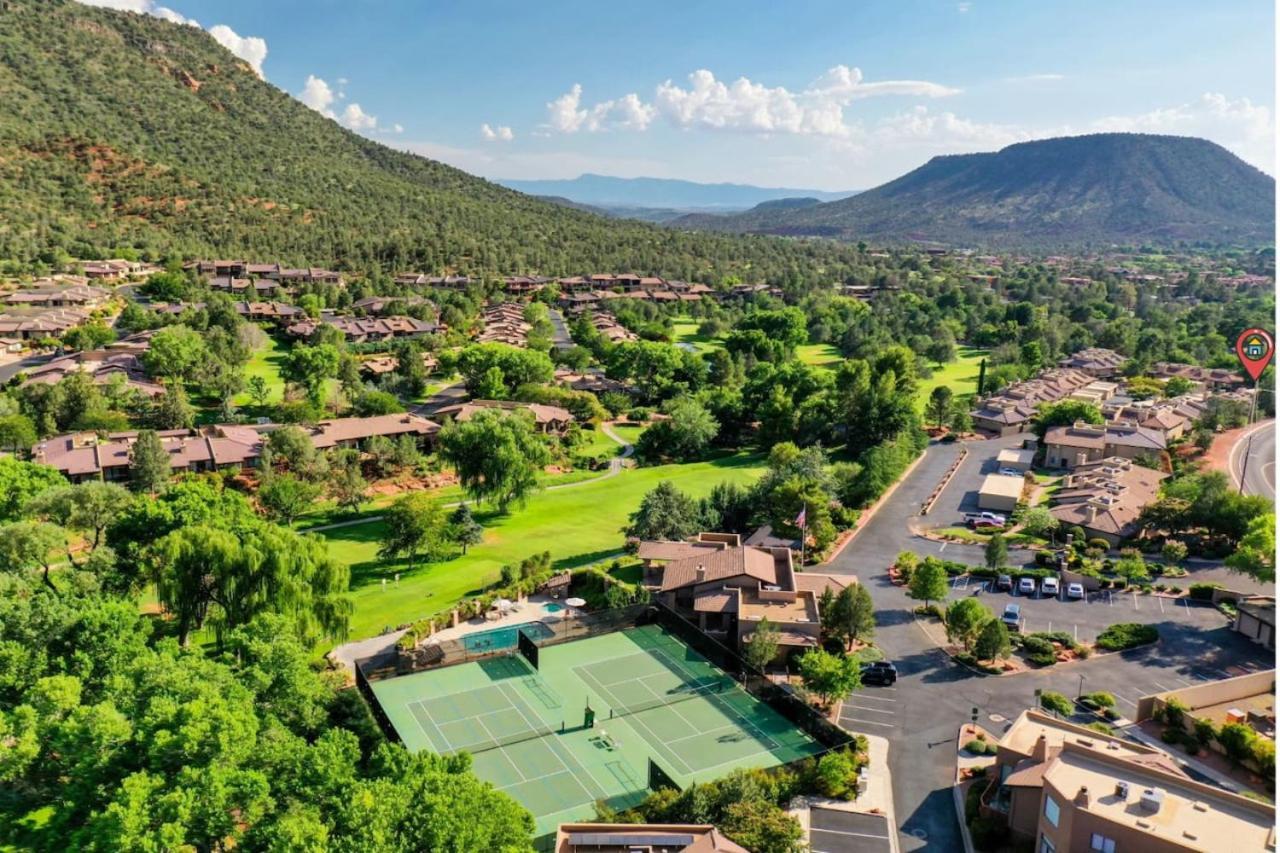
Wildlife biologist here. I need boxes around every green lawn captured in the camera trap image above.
[671,316,722,354]
[796,342,843,369]
[319,451,766,640]
[916,346,989,412]
[234,330,290,408]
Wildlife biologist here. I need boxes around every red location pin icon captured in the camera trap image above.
[1235,328,1274,382]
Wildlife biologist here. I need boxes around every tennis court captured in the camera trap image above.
[369,624,824,836]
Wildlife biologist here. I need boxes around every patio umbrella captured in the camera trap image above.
[565,597,586,608]
[494,598,513,612]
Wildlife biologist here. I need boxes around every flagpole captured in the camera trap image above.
[800,501,807,567]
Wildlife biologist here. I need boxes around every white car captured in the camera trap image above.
[1041,577,1060,597]
[997,467,1024,477]
[1018,577,1037,595]
[1066,582,1086,600]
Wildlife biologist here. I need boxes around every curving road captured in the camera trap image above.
[1231,419,1275,498]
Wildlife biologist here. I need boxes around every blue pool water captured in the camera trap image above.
[461,621,555,652]
[545,603,563,613]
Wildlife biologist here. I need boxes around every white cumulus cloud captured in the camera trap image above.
[207,24,267,77]
[545,84,656,133]
[299,74,336,114]
[78,0,194,23]
[481,123,515,142]
[1089,93,1274,170]
[341,103,378,130]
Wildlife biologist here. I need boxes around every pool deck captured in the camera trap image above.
[427,594,576,645]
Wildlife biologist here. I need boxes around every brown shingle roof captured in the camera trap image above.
[659,546,779,592]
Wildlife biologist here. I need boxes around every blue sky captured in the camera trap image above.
[86,1,1275,189]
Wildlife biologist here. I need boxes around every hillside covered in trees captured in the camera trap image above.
[0,1,862,282]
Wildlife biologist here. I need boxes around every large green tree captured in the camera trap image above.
[438,409,551,511]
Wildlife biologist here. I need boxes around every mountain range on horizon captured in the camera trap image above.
[495,173,856,214]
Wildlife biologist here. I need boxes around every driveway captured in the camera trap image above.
[547,307,574,351]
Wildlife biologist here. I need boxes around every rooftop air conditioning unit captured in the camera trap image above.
[1139,787,1165,813]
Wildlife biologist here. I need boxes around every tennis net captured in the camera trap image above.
[608,675,733,719]
[446,720,561,756]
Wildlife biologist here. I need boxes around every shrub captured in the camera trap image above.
[1194,717,1218,746]
[963,739,988,755]
[1096,623,1158,651]
[915,603,944,620]
[1081,691,1116,710]
[1087,537,1112,551]
[814,750,859,799]
[1217,723,1258,766]
[1103,708,1120,721]
[1086,722,1114,735]
[1160,726,1182,744]
[1035,549,1057,567]
[1021,636,1057,666]
[1162,698,1188,728]
[1188,582,1222,601]
[969,815,1010,850]
[1040,691,1073,716]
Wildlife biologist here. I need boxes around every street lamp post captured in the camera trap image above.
[1077,674,1085,701]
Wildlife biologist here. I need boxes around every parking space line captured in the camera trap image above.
[840,716,896,729]
[843,704,896,715]
[1158,597,1165,614]
[853,694,898,703]
[1111,693,1139,708]
[1132,592,1139,610]
[1151,681,1178,692]
[811,827,892,840]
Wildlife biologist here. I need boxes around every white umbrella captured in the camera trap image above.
[494,598,513,612]
[565,597,586,608]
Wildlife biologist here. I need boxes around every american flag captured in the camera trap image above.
[794,506,806,528]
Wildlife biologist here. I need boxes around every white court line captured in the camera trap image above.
[842,704,896,715]
[473,713,527,783]
[496,767,574,791]
[649,647,783,751]
[501,680,612,804]
[666,722,751,746]
[631,664,707,740]
[410,699,454,753]
[576,663,696,776]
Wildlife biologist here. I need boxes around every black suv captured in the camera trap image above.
[860,661,898,686]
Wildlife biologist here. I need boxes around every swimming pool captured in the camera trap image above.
[544,603,563,613]
[461,621,556,653]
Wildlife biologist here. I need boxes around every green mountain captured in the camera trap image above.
[0,1,861,280]
[676,134,1275,248]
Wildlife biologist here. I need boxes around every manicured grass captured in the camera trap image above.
[671,316,722,354]
[234,330,289,407]
[319,451,766,640]
[795,342,843,369]
[916,346,989,411]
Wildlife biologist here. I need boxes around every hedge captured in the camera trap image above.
[1096,623,1159,651]
[1040,691,1073,716]
[1188,582,1223,601]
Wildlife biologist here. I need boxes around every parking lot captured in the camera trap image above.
[925,432,1032,525]
[810,807,894,853]
[947,574,1234,643]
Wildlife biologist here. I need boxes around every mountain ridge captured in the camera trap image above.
[496,173,856,211]
[674,133,1275,248]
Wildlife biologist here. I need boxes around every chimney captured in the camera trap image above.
[1075,786,1091,808]
[695,564,706,583]
[1031,734,1049,762]
[1086,504,1098,524]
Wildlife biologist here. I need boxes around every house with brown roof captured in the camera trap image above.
[3,282,114,308]
[21,334,165,399]
[971,369,1097,436]
[435,399,574,434]
[1058,347,1126,377]
[31,414,440,483]
[636,532,851,661]
[1044,421,1166,469]
[0,306,96,341]
[985,710,1276,852]
[286,315,440,343]
[1047,457,1166,546]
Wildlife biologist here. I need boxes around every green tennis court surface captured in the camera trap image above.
[370,624,824,836]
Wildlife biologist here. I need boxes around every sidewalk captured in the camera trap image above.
[793,734,901,853]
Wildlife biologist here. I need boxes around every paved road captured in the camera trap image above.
[0,352,55,384]
[823,437,1275,853]
[547,308,574,351]
[1231,419,1275,498]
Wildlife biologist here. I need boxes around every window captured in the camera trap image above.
[1090,834,1116,853]
[1039,837,1056,853]
[1044,796,1060,827]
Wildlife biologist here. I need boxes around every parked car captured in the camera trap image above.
[1001,603,1022,630]
[1041,577,1060,597]
[1066,582,1086,600]
[996,574,1013,591]
[860,661,898,686]
[972,518,1003,529]
[997,467,1024,477]
[963,511,1007,528]
[1018,577,1037,595]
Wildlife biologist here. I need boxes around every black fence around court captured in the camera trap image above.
[353,598,855,756]
[637,598,856,755]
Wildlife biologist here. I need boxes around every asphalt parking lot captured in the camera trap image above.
[947,574,1232,643]
[810,807,894,853]
[924,433,1029,523]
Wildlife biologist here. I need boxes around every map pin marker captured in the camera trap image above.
[1235,328,1274,382]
